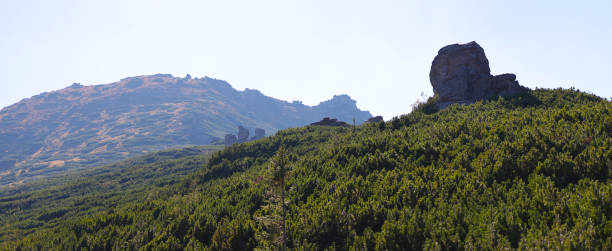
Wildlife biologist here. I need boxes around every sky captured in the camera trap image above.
[1,0,611,119]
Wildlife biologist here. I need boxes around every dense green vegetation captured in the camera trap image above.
[2,88,610,250]
[0,145,222,243]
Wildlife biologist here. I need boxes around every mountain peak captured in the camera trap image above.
[0,74,371,185]
[331,94,353,101]
[68,83,84,88]
[318,94,356,106]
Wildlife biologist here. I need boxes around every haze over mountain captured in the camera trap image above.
[0,74,371,186]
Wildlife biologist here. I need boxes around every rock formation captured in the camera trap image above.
[237,126,249,143]
[224,134,237,146]
[225,127,266,146]
[364,116,384,123]
[251,128,265,141]
[310,117,349,127]
[430,41,528,108]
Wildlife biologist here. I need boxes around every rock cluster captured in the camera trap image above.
[224,126,266,146]
[429,41,528,108]
[310,117,349,127]
[364,116,383,123]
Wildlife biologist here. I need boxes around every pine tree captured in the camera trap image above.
[255,147,291,250]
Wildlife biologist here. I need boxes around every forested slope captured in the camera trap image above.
[0,146,221,243]
[3,88,611,250]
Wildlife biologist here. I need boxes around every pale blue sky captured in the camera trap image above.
[1,0,610,119]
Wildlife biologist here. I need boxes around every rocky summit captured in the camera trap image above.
[364,116,384,123]
[310,117,350,127]
[430,41,528,108]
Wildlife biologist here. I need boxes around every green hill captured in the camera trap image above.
[0,74,371,186]
[1,88,610,250]
[0,145,222,242]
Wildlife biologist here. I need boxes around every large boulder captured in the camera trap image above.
[237,126,250,143]
[430,41,528,108]
[251,128,265,141]
[224,134,237,146]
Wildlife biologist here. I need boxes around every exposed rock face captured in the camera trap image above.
[251,128,265,141]
[364,116,383,123]
[224,134,237,146]
[237,126,250,143]
[310,117,349,127]
[430,41,528,108]
[226,127,266,145]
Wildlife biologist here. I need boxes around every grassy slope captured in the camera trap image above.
[2,88,611,250]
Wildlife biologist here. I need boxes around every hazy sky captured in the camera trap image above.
[1,0,610,119]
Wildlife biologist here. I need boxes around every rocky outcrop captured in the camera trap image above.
[226,127,265,145]
[364,116,383,123]
[430,41,528,108]
[310,117,349,127]
[224,134,237,146]
[251,128,265,141]
[237,126,249,143]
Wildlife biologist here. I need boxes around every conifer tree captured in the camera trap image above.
[256,147,291,250]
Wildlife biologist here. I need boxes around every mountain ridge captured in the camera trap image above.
[0,74,372,186]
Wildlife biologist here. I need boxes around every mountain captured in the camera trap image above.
[2,88,610,249]
[0,74,372,186]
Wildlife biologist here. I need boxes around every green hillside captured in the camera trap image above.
[2,88,610,250]
[0,145,222,242]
